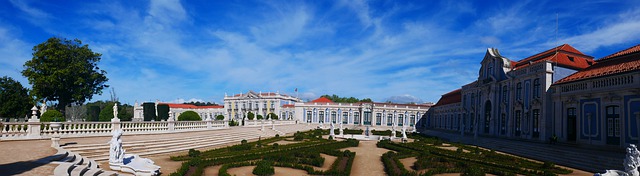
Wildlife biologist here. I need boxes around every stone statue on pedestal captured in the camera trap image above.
[40,100,47,115]
[109,129,161,175]
[597,144,639,176]
[113,103,119,119]
[329,123,335,138]
[109,129,125,164]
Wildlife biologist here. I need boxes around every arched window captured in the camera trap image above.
[319,111,324,123]
[331,111,337,123]
[342,112,348,124]
[376,113,382,125]
[387,114,393,126]
[353,112,360,124]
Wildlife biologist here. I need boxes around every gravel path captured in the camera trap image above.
[341,140,390,176]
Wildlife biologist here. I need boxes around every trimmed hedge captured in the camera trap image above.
[40,109,65,122]
[178,111,201,121]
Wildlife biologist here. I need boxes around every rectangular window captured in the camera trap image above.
[331,111,337,123]
[502,86,508,103]
[342,112,348,124]
[387,114,393,126]
[533,109,540,138]
[376,113,382,125]
[410,115,416,127]
[306,111,312,123]
[354,112,360,124]
[398,114,404,126]
[319,111,324,123]
[533,79,541,98]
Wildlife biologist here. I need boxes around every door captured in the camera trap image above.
[606,106,620,145]
[567,108,576,141]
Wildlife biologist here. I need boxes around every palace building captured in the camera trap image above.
[427,43,640,147]
[223,91,301,121]
[294,97,431,128]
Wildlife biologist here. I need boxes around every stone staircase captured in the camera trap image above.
[63,124,315,162]
[49,147,117,176]
[63,127,261,161]
[423,129,624,173]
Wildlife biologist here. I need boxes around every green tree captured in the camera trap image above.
[0,76,32,119]
[320,94,372,103]
[40,109,65,122]
[247,112,255,120]
[98,102,116,121]
[178,111,201,121]
[22,37,108,114]
[267,113,278,120]
[256,114,263,120]
[215,115,225,120]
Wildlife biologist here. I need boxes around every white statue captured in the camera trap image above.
[329,123,335,137]
[108,129,125,164]
[109,129,161,175]
[597,144,640,176]
[40,100,47,115]
[113,103,119,119]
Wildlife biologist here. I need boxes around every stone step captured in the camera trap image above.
[66,129,260,152]
[75,132,260,159]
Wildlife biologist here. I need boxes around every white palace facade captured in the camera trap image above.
[427,43,640,147]
[134,91,431,128]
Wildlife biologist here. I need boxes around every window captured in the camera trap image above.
[502,85,508,103]
[533,79,541,98]
[342,112,348,124]
[331,111,337,123]
[387,114,393,126]
[606,106,621,138]
[516,83,522,100]
[319,111,324,123]
[306,111,312,123]
[270,102,275,109]
[354,112,360,124]
[410,115,416,127]
[376,113,382,125]
[568,56,575,62]
[398,114,404,126]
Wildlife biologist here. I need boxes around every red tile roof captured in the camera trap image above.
[600,44,640,61]
[310,97,334,103]
[282,104,295,108]
[513,44,594,70]
[160,103,223,109]
[432,89,461,107]
[554,44,640,85]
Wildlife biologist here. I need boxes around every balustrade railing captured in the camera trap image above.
[0,119,249,140]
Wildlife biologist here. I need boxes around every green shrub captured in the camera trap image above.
[294,132,304,141]
[178,111,201,121]
[257,115,264,120]
[215,115,225,120]
[252,160,274,176]
[241,139,248,144]
[40,110,65,122]
[462,166,485,176]
[228,120,239,126]
[247,112,255,120]
[98,102,116,121]
[267,113,278,120]
[188,149,201,157]
[273,143,279,149]
[275,134,279,138]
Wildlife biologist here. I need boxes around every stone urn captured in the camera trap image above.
[50,122,62,147]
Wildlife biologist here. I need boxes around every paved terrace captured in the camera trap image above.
[420,129,626,173]
[0,123,315,175]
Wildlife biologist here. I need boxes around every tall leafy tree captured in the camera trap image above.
[22,37,108,114]
[0,76,32,119]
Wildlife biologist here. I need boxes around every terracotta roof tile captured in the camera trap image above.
[600,44,640,61]
[432,89,461,107]
[282,104,295,108]
[514,44,594,70]
[554,44,640,85]
[310,97,334,103]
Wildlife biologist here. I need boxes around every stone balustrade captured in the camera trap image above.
[0,120,298,140]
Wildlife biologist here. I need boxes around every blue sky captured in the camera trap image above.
[1,0,639,105]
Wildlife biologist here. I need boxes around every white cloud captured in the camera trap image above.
[561,9,640,52]
[9,0,50,19]
[385,94,423,104]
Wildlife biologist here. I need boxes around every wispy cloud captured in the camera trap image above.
[2,0,637,106]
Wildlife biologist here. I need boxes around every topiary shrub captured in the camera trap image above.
[215,115,225,120]
[247,112,255,120]
[252,160,274,176]
[267,113,278,120]
[272,143,279,149]
[257,115,264,120]
[40,109,65,122]
[178,111,201,121]
[294,133,304,141]
[241,139,248,144]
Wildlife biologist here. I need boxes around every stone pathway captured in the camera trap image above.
[0,139,57,176]
[341,140,390,176]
